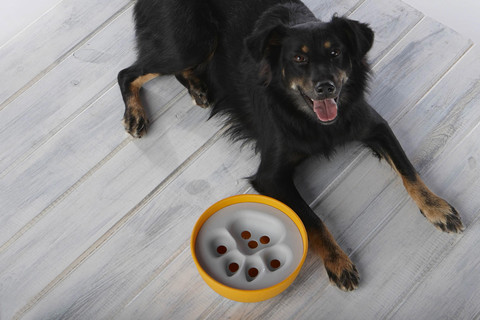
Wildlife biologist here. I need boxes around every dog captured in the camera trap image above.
[118,0,464,291]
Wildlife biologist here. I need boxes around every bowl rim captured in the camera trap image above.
[191,194,308,302]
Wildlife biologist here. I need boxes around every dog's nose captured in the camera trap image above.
[315,81,336,96]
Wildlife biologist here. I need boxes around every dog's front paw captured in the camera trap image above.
[420,201,464,233]
[123,108,149,138]
[324,253,359,291]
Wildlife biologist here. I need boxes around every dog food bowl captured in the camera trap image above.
[191,194,308,302]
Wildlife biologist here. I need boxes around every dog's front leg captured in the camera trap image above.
[251,157,359,291]
[362,109,464,233]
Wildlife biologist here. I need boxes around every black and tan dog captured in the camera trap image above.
[118,0,464,291]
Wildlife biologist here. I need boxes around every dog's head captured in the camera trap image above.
[246,13,374,124]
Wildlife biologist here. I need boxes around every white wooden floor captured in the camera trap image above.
[1,0,480,319]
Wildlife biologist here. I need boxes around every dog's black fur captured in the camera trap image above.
[118,0,464,291]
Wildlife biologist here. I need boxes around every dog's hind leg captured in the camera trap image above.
[175,67,212,109]
[119,0,218,137]
[362,109,464,233]
[251,153,359,291]
[118,65,159,138]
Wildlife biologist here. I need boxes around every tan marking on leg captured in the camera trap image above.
[128,73,160,111]
[309,227,359,291]
[402,174,453,223]
[124,73,159,137]
[386,155,464,233]
[131,73,160,90]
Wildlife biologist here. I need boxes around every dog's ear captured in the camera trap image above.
[245,23,287,62]
[245,14,287,85]
[331,16,374,59]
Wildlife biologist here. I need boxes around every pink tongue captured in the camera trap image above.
[313,98,338,122]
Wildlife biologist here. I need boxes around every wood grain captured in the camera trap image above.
[0,6,136,175]
[0,0,133,107]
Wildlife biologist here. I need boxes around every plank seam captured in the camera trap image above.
[120,244,190,312]
[384,211,480,319]
[369,14,425,66]
[0,80,117,178]
[0,89,188,255]
[0,0,64,50]
[370,15,425,70]
[344,0,368,16]
[14,124,229,319]
[389,42,474,127]
[0,0,135,111]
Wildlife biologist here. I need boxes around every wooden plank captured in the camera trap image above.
[349,0,423,64]
[370,18,472,123]
[0,79,184,247]
[0,6,136,175]
[20,137,258,319]
[0,6,185,245]
[0,0,132,107]
[303,0,364,19]
[391,207,480,318]
[0,0,60,46]
[117,249,221,320]
[0,94,220,320]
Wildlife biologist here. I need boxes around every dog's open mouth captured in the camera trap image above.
[299,90,338,124]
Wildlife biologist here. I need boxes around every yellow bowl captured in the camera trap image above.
[191,194,308,303]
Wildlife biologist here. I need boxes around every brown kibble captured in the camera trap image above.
[217,245,227,255]
[241,231,251,239]
[248,241,258,249]
[229,263,239,273]
[260,236,270,244]
[270,259,281,269]
[248,268,259,278]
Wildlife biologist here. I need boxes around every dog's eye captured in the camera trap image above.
[330,48,341,58]
[293,54,308,63]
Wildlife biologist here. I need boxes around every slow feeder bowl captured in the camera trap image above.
[191,194,308,303]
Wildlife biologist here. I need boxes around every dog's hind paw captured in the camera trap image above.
[189,86,211,109]
[324,254,359,291]
[123,108,149,138]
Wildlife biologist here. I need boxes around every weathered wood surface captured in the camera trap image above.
[0,0,134,108]
[1,0,479,319]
